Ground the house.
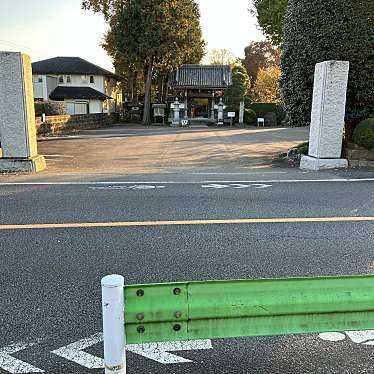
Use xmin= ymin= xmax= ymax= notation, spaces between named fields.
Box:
xmin=32 ymin=57 xmax=122 ymax=115
xmin=168 ymin=65 xmax=232 ymax=119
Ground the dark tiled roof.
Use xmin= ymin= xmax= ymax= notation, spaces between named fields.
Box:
xmin=32 ymin=57 xmax=120 ymax=79
xmin=49 ymin=86 xmax=112 ymax=101
xmin=169 ymin=65 xmax=232 ymax=89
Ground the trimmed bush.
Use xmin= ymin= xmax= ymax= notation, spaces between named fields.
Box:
xmin=281 ymin=0 xmax=374 ymax=128
xmin=35 ymin=101 xmax=66 ymax=117
xmin=352 ymin=118 xmax=374 ymax=150
xmin=249 ymin=103 xmax=286 ymax=124
xmin=244 ymin=108 xmax=256 ymax=125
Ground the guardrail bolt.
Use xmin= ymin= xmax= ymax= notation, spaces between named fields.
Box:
xmin=136 ymin=289 xmax=144 ymax=297
xmin=136 ymin=313 xmax=145 ymax=321
xmin=175 ymin=311 xmax=182 ymax=319
xmin=173 ymin=287 xmax=181 ymax=295
xmin=137 ymin=326 xmax=145 ymax=334
xmin=173 ymin=324 xmax=181 ymax=332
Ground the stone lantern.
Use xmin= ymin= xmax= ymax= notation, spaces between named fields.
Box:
xmin=171 ymin=97 xmax=181 ymax=127
xmin=217 ymin=97 xmax=224 ymax=126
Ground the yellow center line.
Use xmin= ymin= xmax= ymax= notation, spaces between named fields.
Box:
xmin=0 ymin=216 xmax=374 ymax=230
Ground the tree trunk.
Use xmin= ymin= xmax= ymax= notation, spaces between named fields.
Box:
xmin=142 ymin=61 xmax=154 ymax=126
xmin=133 ymin=70 xmax=139 ymax=105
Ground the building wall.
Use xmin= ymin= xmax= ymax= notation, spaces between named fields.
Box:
xmin=32 ymin=73 xmax=122 ymax=114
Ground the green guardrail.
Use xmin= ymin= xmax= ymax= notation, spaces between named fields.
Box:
xmin=124 ymin=275 xmax=374 ymax=344
xmin=101 ymin=274 xmax=374 ymax=373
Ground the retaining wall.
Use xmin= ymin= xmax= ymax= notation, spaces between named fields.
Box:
xmin=36 ymin=113 xmax=119 ymax=136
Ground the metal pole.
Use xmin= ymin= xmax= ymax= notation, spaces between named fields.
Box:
xmin=102 ymin=275 xmax=126 ymax=374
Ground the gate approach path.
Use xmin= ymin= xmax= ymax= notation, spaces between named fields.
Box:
xmin=1 ymin=125 xmax=374 ymax=374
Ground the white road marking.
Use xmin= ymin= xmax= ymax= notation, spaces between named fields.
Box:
xmin=51 ymin=333 xmax=103 ymax=369
xmin=319 ymin=330 xmax=374 ymax=345
xmin=0 ymin=342 xmax=44 ymax=373
xmin=52 ymin=334 xmax=213 ymax=368
xmin=201 ymin=184 xmax=229 ymax=189
xmin=187 ymin=172 xmax=287 ymax=175
xmin=252 ymin=184 xmax=273 ymax=189
xmin=88 ymin=185 xmax=166 ymax=191
xmin=43 ymin=155 xmax=74 ymax=158
xmin=202 ymin=183 xmax=272 ymax=189
xmin=1 ymin=178 xmax=373 ymax=186
xmin=127 ymin=339 xmax=213 ymax=364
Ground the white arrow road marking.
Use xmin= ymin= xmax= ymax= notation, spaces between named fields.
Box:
xmin=202 ymin=184 xmax=272 ymax=190
xmin=319 ymin=330 xmax=374 ymax=345
xmin=251 ymin=184 xmax=272 ymax=189
xmin=126 ymin=340 xmax=213 ymax=364
xmin=230 ymin=184 xmax=250 ymax=189
xmin=201 ymin=184 xmax=229 ymax=189
xmin=52 ymin=334 xmax=213 ymax=367
xmin=89 ymin=185 xmax=165 ymax=191
xmin=0 ymin=342 xmax=44 ymax=373
xmin=51 ymin=333 xmax=104 ymax=369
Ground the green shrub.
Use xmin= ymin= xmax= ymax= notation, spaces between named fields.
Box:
xmin=352 ymin=118 xmax=374 ymax=150
xmin=35 ymin=101 xmax=66 ymax=117
xmin=248 ymin=103 xmax=286 ymax=124
xmin=244 ymin=108 xmax=256 ymax=125
xmin=296 ymin=141 xmax=309 ymax=155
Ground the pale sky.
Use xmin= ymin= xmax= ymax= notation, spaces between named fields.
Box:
xmin=0 ymin=0 xmax=264 ymax=71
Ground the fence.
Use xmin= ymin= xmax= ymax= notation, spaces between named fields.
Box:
xmin=101 ymin=274 xmax=374 ymax=373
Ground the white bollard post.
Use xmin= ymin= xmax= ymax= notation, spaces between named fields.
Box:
xmin=101 ymin=275 xmax=126 ymax=374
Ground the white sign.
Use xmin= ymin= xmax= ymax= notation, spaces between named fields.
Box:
xmin=228 ymin=112 xmax=236 ymax=118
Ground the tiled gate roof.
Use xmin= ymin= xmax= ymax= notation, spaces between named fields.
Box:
xmin=169 ymin=65 xmax=232 ymax=89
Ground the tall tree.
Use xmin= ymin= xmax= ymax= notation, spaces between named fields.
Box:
xmin=224 ymin=65 xmax=251 ymax=110
xmin=243 ymin=41 xmax=280 ymax=83
xmin=251 ymin=66 xmax=281 ymax=103
xmin=281 ymin=0 xmax=374 ymax=131
xmin=208 ymin=49 xmax=237 ymax=66
xmin=84 ymin=0 xmax=205 ymax=125
xmin=250 ymin=0 xmax=288 ymax=46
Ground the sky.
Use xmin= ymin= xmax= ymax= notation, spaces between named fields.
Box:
xmin=0 ymin=0 xmax=264 ymax=71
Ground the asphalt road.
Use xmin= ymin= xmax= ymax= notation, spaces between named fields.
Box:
xmin=1 ymin=126 xmax=374 ymax=374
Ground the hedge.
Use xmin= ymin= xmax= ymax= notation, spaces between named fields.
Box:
xmin=352 ymin=118 xmax=374 ymax=150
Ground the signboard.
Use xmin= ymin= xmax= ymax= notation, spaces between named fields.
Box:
xmin=228 ymin=112 xmax=236 ymax=118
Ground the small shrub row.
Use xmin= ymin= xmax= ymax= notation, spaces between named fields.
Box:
xmin=35 ymin=101 xmax=66 ymax=117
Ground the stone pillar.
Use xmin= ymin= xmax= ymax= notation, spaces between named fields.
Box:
xmin=0 ymin=52 xmax=46 ymax=172
xmin=239 ymin=101 xmax=245 ymax=126
xmin=300 ymin=60 xmax=349 ymax=171
xmin=211 ymin=92 xmax=215 ymax=120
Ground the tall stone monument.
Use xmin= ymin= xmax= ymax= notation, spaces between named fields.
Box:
xmin=0 ymin=52 xmax=46 ymax=172
xmin=300 ymin=60 xmax=350 ymax=170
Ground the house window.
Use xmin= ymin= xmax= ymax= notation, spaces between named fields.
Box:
xmin=66 ymin=75 xmax=71 ymax=83
xmin=90 ymin=76 xmax=95 ymax=84
xmin=81 ymin=75 xmax=88 ymax=83
xmin=59 ymin=76 xmax=64 ymax=83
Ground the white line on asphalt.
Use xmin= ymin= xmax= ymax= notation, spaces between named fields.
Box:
xmin=187 ymin=172 xmax=287 ymax=175
xmin=0 ymin=342 xmax=44 ymax=373
xmin=51 ymin=333 xmax=104 ymax=369
xmin=319 ymin=330 xmax=374 ymax=345
xmin=1 ymin=178 xmax=373 ymax=186
xmin=51 ymin=333 xmax=213 ymax=367
xmin=127 ymin=339 xmax=213 ymax=364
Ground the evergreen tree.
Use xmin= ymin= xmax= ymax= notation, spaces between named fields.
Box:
xmin=251 ymin=0 xmax=288 ymax=46
xmin=84 ymin=0 xmax=205 ymax=125
xmin=224 ymin=66 xmax=251 ymax=110
xmin=281 ymin=0 xmax=374 ymax=131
